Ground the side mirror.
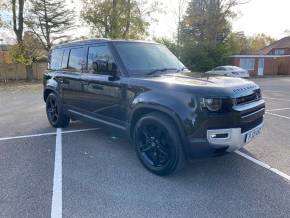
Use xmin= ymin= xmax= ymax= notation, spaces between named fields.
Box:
xmin=92 ymin=60 xmax=118 ymax=79
xmin=108 ymin=61 xmax=118 ymax=78
xmin=92 ymin=60 xmax=108 ymax=73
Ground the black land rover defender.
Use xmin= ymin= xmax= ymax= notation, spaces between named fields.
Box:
xmin=43 ymin=39 xmax=265 ymax=175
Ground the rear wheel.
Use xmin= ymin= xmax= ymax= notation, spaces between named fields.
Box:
xmin=134 ymin=112 xmax=185 ymax=176
xmin=46 ymin=92 xmax=70 ymax=128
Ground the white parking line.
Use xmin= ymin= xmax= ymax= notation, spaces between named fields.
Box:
xmin=267 ymin=108 xmax=290 ymax=112
xmin=51 ymin=128 xmax=62 ymax=218
xmin=264 ymin=97 xmax=290 ymax=102
xmin=235 ymin=151 xmax=290 ymax=181
xmin=266 ymin=112 xmax=290 ymax=120
xmin=0 ymin=128 xmax=100 ymax=142
xmin=263 ymin=90 xmax=289 ymax=94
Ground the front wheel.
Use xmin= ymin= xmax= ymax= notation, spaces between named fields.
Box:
xmin=46 ymin=92 xmax=70 ymax=128
xmin=134 ymin=112 xmax=185 ymax=176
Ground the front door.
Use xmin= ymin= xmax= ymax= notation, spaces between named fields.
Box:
xmin=257 ymin=58 xmax=264 ymax=76
xmin=81 ymin=44 xmax=127 ymax=126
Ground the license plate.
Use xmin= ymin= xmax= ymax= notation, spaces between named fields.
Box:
xmin=246 ymin=126 xmax=262 ymax=143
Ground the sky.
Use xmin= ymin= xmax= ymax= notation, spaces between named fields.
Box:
xmin=1 ymin=0 xmax=290 ymax=43
xmin=151 ymin=0 xmax=290 ymax=39
xmin=232 ymin=0 xmax=290 ymax=39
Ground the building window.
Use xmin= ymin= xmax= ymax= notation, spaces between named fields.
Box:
xmin=274 ymin=49 xmax=285 ymax=55
xmin=240 ymin=58 xmax=255 ymax=70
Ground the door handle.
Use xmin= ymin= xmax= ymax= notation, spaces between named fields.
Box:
xmin=58 ymin=78 xmax=64 ymax=84
xmin=81 ymin=81 xmax=88 ymax=85
xmin=92 ymin=84 xmax=104 ymax=90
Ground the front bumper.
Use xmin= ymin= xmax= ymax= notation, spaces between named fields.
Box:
xmin=207 ymin=121 xmax=264 ymax=152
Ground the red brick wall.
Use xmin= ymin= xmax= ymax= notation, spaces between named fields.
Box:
xmin=230 ymin=56 xmax=290 ymax=76
xmin=264 ymin=58 xmax=277 ymax=75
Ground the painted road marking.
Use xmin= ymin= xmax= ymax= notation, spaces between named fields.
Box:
xmin=267 ymin=108 xmax=290 ymax=112
xmin=263 ymin=90 xmax=290 ymax=94
xmin=266 ymin=112 xmax=290 ymax=120
xmin=51 ymin=128 xmax=62 ymax=218
xmin=235 ymin=151 xmax=290 ymax=181
xmin=0 ymin=128 xmax=100 ymax=142
xmin=264 ymin=97 xmax=290 ymax=102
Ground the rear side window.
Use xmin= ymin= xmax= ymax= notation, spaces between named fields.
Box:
xmin=87 ymin=45 xmax=114 ymax=74
xmin=49 ymin=48 xmax=63 ymax=70
xmin=61 ymin=49 xmax=70 ymax=69
xmin=68 ymin=47 xmax=86 ymax=71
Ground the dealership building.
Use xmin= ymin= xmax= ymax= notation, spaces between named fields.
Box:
xmin=230 ymin=37 xmax=290 ymax=76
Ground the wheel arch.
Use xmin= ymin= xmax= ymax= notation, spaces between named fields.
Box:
xmin=129 ymin=104 xmax=188 ymax=154
xmin=43 ymin=87 xmax=57 ymax=102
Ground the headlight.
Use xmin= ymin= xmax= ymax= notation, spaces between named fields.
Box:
xmin=200 ymin=98 xmax=223 ymax=112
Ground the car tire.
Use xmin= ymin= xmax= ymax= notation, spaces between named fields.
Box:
xmin=134 ymin=112 xmax=186 ymax=176
xmin=46 ymin=92 xmax=70 ymax=128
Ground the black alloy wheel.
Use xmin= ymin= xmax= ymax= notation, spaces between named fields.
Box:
xmin=134 ymin=112 xmax=185 ymax=176
xmin=46 ymin=92 xmax=70 ymax=128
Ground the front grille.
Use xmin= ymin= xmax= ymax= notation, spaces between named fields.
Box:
xmin=235 ymin=89 xmax=261 ymax=105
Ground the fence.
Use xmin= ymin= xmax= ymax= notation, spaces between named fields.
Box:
xmin=0 ymin=63 xmax=48 ymax=81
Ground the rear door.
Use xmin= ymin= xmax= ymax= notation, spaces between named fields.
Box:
xmin=60 ymin=46 xmax=87 ymax=109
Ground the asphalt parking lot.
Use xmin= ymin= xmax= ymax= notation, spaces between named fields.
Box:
xmin=0 ymin=78 xmax=290 ymax=218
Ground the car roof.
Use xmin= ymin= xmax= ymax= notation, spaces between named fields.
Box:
xmin=52 ymin=38 xmax=159 ymax=50
xmin=220 ymin=66 xmax=240 ymax=68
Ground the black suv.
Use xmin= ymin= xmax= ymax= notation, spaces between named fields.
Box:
xmin=43 ymin=39 xmax=265 ymax=175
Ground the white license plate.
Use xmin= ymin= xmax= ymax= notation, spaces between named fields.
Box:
xmin=246 ymin=126 xmax=262 ymax=143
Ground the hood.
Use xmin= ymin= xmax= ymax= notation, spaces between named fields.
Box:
xmin=130 ymin=73 xmax=259 ymax=98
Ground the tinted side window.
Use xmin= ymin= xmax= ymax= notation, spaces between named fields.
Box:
xmin=61 ymin=49 xmax=70 ymax=69
xmin=68 ymin=47 xmax=85 ymax=71
xmin=50 ymin=48 xmax=63 ymax=70
xmin=88 ymin=46 xmax=114 ymax=74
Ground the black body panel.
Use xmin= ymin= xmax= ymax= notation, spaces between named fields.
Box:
xmin=43 ymin=39 xmax=265 ymax=159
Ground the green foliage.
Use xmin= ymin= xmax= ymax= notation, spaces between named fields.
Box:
xmin=178 ymin=0 xmax=241 ymax=71
xmin=180 ymin=42 xmax=231 ymax=71
xmin=10 ymin=31 xmax=47 ymax=64
xmin=247 ymin=34 xmax=275 ymax=53
xmin=154 ymin=37 xmax=179 ymax=57
xmin=81 ymin=0 xmax=161 ymax=39
xmin=10 ymin=43 xmax=32 ymax=65
xmin=226 ymin=32 xmax=275 ymax=54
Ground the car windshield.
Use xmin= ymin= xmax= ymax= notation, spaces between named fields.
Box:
xmin=114 ymin=42 xmax=186 ymax=76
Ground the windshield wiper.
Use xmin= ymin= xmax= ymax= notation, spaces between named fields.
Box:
xmin=177 ymin=67 xmax=189 ymax=73
xmin=146 ymin=68 xmax=179 ymax=76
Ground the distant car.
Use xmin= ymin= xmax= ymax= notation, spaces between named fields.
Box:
xmin=206 ymin=66 xmax=250 ymax=78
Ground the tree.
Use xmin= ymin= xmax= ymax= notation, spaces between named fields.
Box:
xmin=247 ymin=34 xmax=275 ymax=53
xmin=226 ymin=32 xmax=275 ymax=54
xmin=25 ymin=0 xmax=75 ymax=51
xmin=10 ymin=31 xmax=47 ymax=79
xmin=179 ymin=0 xmax=245 ymax=71
xmin=81 ymin=0 xmax=161 ymax=39
xmin=181 ymin=0 xmax=244 ymax=46
xmin=154 ymin=37 xmax=179 ymax=57
xmin=11 ymin=0 xmax=25 ymax=43
xmin=176 ymin=0 xmax=188 ymax=57
xmin=0 ymin=0 xmax=5 ymax=27
xmin=226 ymin=31 xmax=249 ymax=54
